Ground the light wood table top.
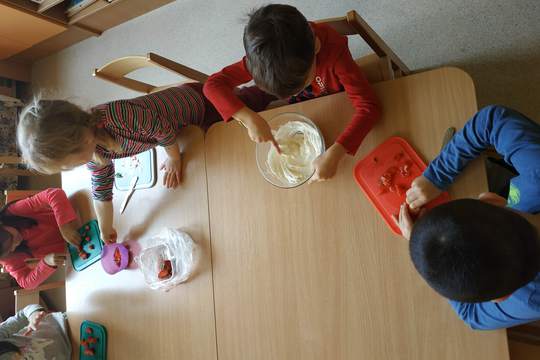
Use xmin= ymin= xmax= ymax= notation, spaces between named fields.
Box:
xmin=61 ymin=67 xmax=509 ymax=360
xmin=205 ymin=67 xmax=509 ymax=360
xmin=62 ymin=127 xmax=217 ymax=360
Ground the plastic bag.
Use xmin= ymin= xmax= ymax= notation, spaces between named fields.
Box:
xmin=135 ymin=228 xmax=198 ymax=291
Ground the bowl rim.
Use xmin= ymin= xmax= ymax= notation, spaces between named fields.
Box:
xmin=255 ymin=112 xmax=326 ymax=189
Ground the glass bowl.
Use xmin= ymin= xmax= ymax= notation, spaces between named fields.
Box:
xmin=255 ymin=112 xmax=325 ymax=188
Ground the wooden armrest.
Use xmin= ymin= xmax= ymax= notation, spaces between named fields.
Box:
xmin=14 ymin=280 xmax=65 ymax=296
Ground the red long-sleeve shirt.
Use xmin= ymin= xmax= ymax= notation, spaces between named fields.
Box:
xmin=203 ymin=22 xmax=381 ymax=155
xmin=0 ymin=188 xmax=77 ymax=289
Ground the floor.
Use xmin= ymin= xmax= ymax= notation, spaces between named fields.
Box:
xmin=25 ymin=0 xmax=540 ymax=358
xmin=29 ymin=0 xmax=540 ymax=120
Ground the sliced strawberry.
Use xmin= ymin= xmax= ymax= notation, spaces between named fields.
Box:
xmin=114 ymin=248 xmax=121 ymax=266
xmin=158 ymin=260 xmax=172 ymax=279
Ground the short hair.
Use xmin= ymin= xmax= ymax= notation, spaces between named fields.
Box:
xmin=243 ymin=4 xmax=315 ymax=98
xmin=409 ymin=199 xmax=540 ymax=302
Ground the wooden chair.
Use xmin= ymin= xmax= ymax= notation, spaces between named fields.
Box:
xmin=2 ymin=189 xmax=65 ymax=312
xmin=14 ymin=281 xmax=65 ymax=312
xmin=316 ymin=10 xmax=410 ymax=83
xmin=93 ymin=52 xmax=209 ymax=93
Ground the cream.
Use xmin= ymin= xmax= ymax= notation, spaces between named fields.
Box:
xmin=266 ymin=121 xmax=323 ymax=185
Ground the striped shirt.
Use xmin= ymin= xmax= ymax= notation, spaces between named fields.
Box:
xmin=87 ymin=84 xmax=205 ymax=201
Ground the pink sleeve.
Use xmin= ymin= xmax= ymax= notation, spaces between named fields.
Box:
xmin=333 ymin=46 xmax=381 ymax=155
xmin=203 ymin=58 xmax=254 ymax=122
xmin=8 ymin=188 xmax=78 ymax=226
xmin=0 ymin=254 xmax=56 ymax=289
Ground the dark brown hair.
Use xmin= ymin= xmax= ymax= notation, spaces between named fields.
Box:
xmin=243 ymin=4 xmax=315 ymax=98
xmin=0 ymin=201 xmax=37 ymax=257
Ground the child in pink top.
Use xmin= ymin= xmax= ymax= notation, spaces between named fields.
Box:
xmin=0 ymin=188 xmax=80 ymax=289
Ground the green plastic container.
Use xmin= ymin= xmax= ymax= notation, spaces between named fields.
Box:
xmin=68 ymin=220 xmax=103 ymax=272
xmin=80 ymin=320 xmax=107 ymax=360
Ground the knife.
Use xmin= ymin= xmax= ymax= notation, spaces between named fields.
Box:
xmin=120 ymin=176 xmax=139 ymax=214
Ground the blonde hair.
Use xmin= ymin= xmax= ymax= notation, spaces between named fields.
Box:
xmin=17 ymin=98 xmax=115 ymax=174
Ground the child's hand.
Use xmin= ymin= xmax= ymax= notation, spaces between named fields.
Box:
xmin=28 ymin=310 xmax=46 ymax=331
xmin=99 ymin=226 xmax=118 ymax=244
xmin=234 ymin=107 xmax=280 ymax=153
xmin=44 ymin=253 xmax=66 ymax=267
xmin=393 ymin=203 xmax=416 ymax=240
xmin=22 ymin=310 xmax=46 ymax=335
xmin=309 ymin=143 xmax=346 ymax=183
xmin=406 ymin=175 xmax=442 ymax=209
xmin=59 ymin=220 xmax=81 ymax=248
xmin=160 ymin=156 xmax=182 ymax=188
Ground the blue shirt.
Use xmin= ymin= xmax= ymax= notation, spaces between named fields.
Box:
xmin=424 ymin=105 xmax=540 ymax=330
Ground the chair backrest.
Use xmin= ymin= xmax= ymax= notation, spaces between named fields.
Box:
xmin=316 ymin=10 xmax=410 ymax=81
xmin=93 ymin=52 xmax=209 ymax=94
xmin=14 ymin=280 xmax=65 ymax=312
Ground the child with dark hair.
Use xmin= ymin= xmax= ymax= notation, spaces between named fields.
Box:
xmin=408 ymin=198 xmax=540 ymax=300
xmin=203 ymin=4 xmax=380 ymax=182
xmin=395 ymin=105 xmax=540 ymax=330
xmin=0 ymin=304 xmax=71 ymax=359
xmin=0 ymin=188 xmax=80 ymax=289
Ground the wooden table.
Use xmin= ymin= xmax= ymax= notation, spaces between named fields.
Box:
xmin=205 ymin=67 xmax=509 ymax=360
xmin=62 ymin=127 xmax=217 ymax=360
xmin=62 ymin=67 xmax=509 ymax=360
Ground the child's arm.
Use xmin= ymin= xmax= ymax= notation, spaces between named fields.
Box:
xmin=310 ymin=143 xmax=347 ymax=182
xmin=408 ymin=106 xmax=540 ymax=208
xmin=449 ymin=298 xmax=540 ymax=330
xmin=333 ymin=47 xmax=381 ymax=155
xmin=0 ymin=304 xmax=45 ymax=338
xmin=231 ymin=107 xmax=280 ymax=151
xmin=93 ymin=200 xmax=116 ymax=243
xmin=8 ymin=189 xmax=80 ymax=247
xmin=9 ymin=189 xmax=78 ymax=229
xmin=311 ymin=46 xmax=380 ymax=182
xmin=87 ymin=161 xmax=117 ymax=242
xmin=1 ymin=254 xmax=57 ymax=289
xmin=203 ymin=60 xmax=280 ymax=150
xmin=203 ymin=59 xmax=255 ymax=122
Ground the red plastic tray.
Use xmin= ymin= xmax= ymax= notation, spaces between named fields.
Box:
xmin=354 ymin=137 xmax=450 ymax=235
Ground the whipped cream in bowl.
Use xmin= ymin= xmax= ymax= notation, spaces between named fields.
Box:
xmin=256 ymin=112 xmax=325 ymax=188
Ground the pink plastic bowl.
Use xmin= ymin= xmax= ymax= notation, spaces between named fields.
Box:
xmin=101 ymin=243 xmax=129 ymax=274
